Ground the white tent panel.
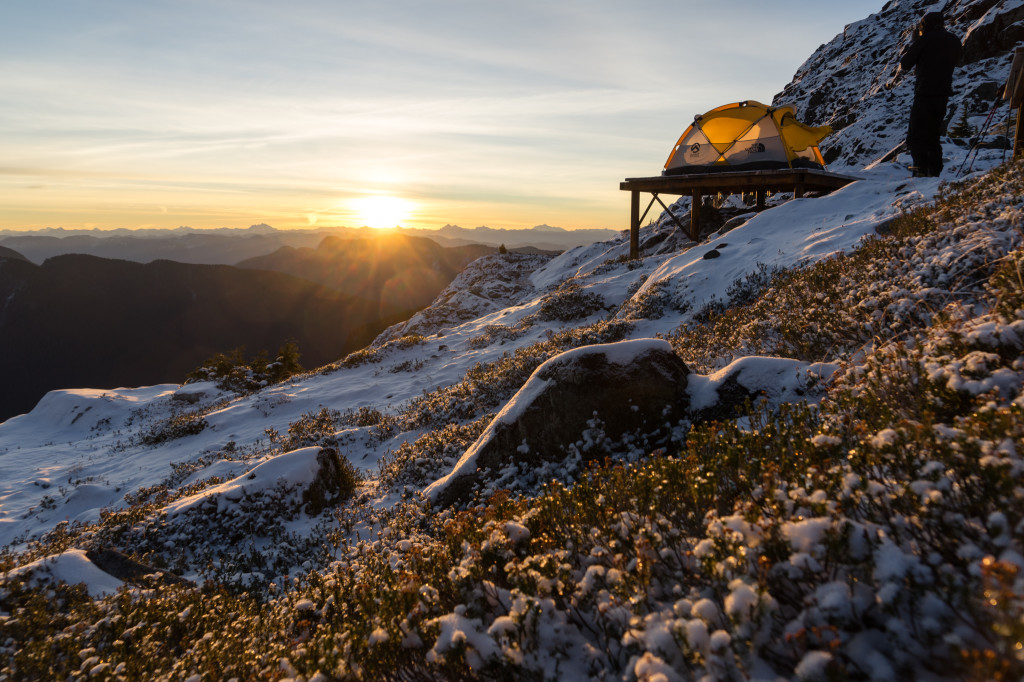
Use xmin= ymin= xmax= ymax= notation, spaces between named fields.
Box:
xmin=667 ymin=127 xmax=720 ymax=169
xmin=722 ymin=132 xmax=789 ymax=166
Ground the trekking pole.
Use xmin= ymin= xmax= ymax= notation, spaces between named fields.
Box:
xmin=956 ymin=97 xmax=1002 ymax=177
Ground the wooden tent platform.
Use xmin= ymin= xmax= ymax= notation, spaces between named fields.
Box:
xmin=620 ymin=168 xmax=859 ymax=257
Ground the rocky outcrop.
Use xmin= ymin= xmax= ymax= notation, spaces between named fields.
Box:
xmin=427 ymin=346 xmax=838 ymax=508
xmin=85 ymin=548 xmax=191 ymax=587
xmin=426 ymin=339 xmax=691 ymax=507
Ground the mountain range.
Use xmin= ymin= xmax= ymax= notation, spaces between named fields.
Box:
xmin=0 ymin=231 xmax=542 ymax=422
xmin=0 ymin=223 xmax=620 ymax=265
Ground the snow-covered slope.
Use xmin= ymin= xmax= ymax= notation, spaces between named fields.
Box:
xmin=0 ymin=157 xmax=996 ymax=551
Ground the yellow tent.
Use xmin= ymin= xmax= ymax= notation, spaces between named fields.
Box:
xmin=663 ymin=101 xmax=832 ymax=175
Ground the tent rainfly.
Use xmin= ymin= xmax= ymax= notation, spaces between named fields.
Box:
xmin=663 ymin=100 xmax=832 ymax=175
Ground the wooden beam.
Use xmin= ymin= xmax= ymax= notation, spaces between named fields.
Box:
xmin=1006 ymin=47 xmax=1024 ymax=161
xmin=755 ymin=190 xmax=765 ymax=211
xmin=1007 ymin=46 xmax=1024 ymax=108
xmin=620 ymin=168 xmax=858 ymax=196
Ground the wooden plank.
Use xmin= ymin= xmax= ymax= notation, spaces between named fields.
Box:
xmin=1006 ymin=46 xmax=1024 ymax=107
xmin=1010 ymin=47 xmax=1024 ymax=161
xmin=620 ymin=168 xmax=858 ymax=196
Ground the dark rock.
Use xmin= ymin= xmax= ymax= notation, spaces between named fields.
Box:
xmin=719 ymin=214 xmax=755 ymax=235
xmin=85 ymin=548 xmax=191 ymax=587
xmin=976 ymin=135 xmax=1011 ymax=150
xmin=428 ymin=339 xmax=691 ymax=507
xmin=875 ymin=216 xmax=900 ymax=235
xmin=964 ymin=80 xmax=1002 ymax=107
xmin=703 ymin=250 xmax=722 ymax=260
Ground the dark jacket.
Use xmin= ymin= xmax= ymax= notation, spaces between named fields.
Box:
xmin=900 ymin=25 xmax=963 ymax=97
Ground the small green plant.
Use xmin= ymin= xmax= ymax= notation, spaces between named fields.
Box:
xmin=948 ymin=106 xmax=977 ymax=139
xmin=139 ymin=411 xmax=208 ymax=445
xmin=270 ymin=408 xmax=343 ymax=451
xmin=187 ymin=340 xmax=304 ymax=393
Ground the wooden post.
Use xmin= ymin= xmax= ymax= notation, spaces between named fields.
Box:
xmin=629 ymin=190 xmax=640 ymax=259
xmin=755 ymin=190 xmax=766 ymax=211
xmin=690 ymin=189 xmax=701 ymax=241
xmin=794 ymin=182 xmax=805 ymax=199
xmin=1008 ymin=46 xmax=1024 ymax=161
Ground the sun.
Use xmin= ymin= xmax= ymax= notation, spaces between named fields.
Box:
xmin=353 ymin=196 xmax=412 ymax=229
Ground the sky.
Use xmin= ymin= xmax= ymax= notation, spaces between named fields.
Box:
xmin=1 ymin=0 xmax=886 ymax=233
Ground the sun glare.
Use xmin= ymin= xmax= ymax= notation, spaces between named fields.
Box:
xmin=353 ymin=196 xmax=412 ymax=229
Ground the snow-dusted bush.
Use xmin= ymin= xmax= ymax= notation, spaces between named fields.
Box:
xmin=538 ymin=282 xmax=606 ymax=321
xmin=377 ymin=416 xmax=492 ymax=490
xmin=139 ymin=410 xmax=208 ymax=445
xmin=467 ymin=316 xmax=536 ymax=349
xmin=186 ymin=341 xmax=303 ymax=393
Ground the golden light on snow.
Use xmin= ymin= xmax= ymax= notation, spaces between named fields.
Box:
xmin=352 ymin=196 xmax=413 ymax=229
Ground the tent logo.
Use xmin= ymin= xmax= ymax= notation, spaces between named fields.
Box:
xmin=689 ymin=143 xmax=701 ymax=156
xmin=746 ymin=142 xmax=766 ymax=154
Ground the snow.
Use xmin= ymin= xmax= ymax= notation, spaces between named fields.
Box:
xmin=687 ymin=356 xmax=838 ymax=413
xmin=794 ymin=651 xmax=834 ymax=681
xmin=164 ymin=446 xmax=324 ymax=516
xmin=4 ymin=549 xmax=124 ymax=597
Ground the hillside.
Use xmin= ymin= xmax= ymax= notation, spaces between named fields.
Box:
xmin=0 ymin=226 xmax=331 ymax=266
xmin=236 ymin=233 xmax=497 ymax=312
xmin=2 ymin=0 xmax=1024 ymax=679
xmin=0 ymin=254 xmax=414 ymax=422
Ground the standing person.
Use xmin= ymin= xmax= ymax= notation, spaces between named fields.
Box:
xmin=899 ymin=11 xmax=963 ymax=177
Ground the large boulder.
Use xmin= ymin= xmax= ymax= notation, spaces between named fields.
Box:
xmin=426 ymin=346 xmax=839 ymax=508
xmin=425 ymin=339 xmax=691 ymax=507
